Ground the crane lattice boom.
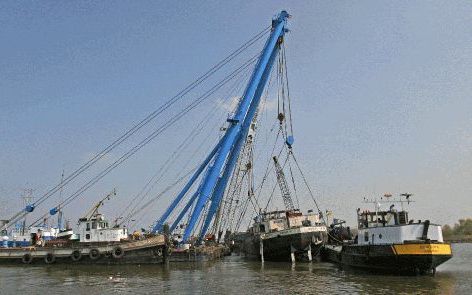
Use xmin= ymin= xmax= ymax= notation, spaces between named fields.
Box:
xmin=272 ymin=156 xmax=294 ymax=211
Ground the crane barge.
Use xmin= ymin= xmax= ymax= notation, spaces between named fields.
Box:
xmin=0 ymin=10 xmax=295 ymax=264
xmin=152 ymin=11 xmax=292 ymax=248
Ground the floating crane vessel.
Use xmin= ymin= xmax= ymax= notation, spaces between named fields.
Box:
xmin=0 ymin=11 xmax=294 ymax=264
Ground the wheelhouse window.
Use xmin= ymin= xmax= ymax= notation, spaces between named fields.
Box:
xmin=364 ymin=231 xmax=369 ymax=242
xmin=86 ymin=223 xmax=90 ymax=231
xmin=92 ymin=222 xmax=97 ymax=229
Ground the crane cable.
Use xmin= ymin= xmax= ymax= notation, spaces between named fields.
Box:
xmin=2 ymin=25 xmax=270 ymax=231
xmin=158 ymin=64 xmax=254 ymax=232
xmin=119 ymin=87 xmax=228 ymax=227
xmin=126 ymin=56 xmax=256 ymax=229
xmin=219 ymin=67 xmax=276 ymax=233
xmin=118 ymin=101 xmax=219 ymax=225
xmin=123 ymin=167 xmax=196 ymax=229
xmin=28 ymin=53 xmax=261 ymax=227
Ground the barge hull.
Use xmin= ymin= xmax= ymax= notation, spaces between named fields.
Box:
xmin=239 ymin=227 xmax=327 ymax=262
xmin=0 ymin=247 xmax=166 ymax=265
xmin=322 ymin=243 xmax=452 ymax=274
xmin=0 ymin=235 xmax=167 ymax=265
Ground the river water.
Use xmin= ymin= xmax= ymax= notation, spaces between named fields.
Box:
xmin=0 ymin=243 xmax=470 ymax=294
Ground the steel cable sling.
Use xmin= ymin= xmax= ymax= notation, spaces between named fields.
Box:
xmin=2 ymin=26 xmax=270 ymax=230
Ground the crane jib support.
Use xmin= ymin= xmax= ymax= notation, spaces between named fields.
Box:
xmin=181 ymin=11 xmax=290 ymax=243
xmin=152 ymin=139 xmax=222 ymax=233
xmin=273 ymin=156 xmax=295 ymax=211
xmin=198 ymin=44 xmax=281 ymax=241
xmin=170 ymin=190 xmax=199 ymax=233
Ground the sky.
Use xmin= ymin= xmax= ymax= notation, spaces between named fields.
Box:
xmin=1 ymin=1 xmax=472 ymax=229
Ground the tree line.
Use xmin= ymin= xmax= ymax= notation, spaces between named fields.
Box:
xmin=442 ymin=218 xmax=472 ymax=241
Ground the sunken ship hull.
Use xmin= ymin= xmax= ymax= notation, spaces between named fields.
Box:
xmin=238 ymin=226 xmax=327 ymax=262
xmin=234 ymin=210 xmax=328 ymax=262
xmin=322 ymin=243 xmax=452 ymax=275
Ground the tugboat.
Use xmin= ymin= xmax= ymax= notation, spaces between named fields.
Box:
xmin=322 ymin=193 xmax=452 ymax=274
xmin=0 ymin=191 xmax=167 ymax=265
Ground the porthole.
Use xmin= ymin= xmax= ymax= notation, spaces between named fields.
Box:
xmin=379 ymin=234 xmax=383 ymax=239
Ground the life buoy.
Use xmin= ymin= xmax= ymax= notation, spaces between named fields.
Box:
xmin=22 ymin=253 xmax=33 ymax=264
xmin=112 ymin=246 xmax=124 ymax=259
xmin=71 ymin=250 xmax=82 ymax=262
xmin=44 ymin=253 xmax=56 ymax=264
xmin=89 ymin=248 xmax=100 ymax=260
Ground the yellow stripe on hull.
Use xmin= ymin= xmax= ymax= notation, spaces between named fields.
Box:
xmin=393 ymin=243 xmax=452 ymax=255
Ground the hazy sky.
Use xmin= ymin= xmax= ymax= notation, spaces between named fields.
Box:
xmin=1 ymin=1 xmax=471 ymax=229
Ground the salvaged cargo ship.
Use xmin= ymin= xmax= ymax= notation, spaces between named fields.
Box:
xmin=236 ymin=209 xmax=327 ymax=262
xmin=322 ymin=193 xmax=452 ymax=275
xmin=231 ymin=151 xmax=328 ymax=263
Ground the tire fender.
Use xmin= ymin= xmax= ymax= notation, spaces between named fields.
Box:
xmin=44 ymin=253 xmax=56 ymax=264
xmin=112 ymin=246 xmax=125 ymax=259
xmin=71 ymin=250 xmax=82 ymax=262
xmin=22 ymin=253 xmax=33 ymax=264
xmin=89 ymin=248 xmax=100 ymax=260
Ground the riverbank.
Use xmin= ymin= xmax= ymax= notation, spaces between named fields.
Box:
xmin=444 ymin=237 xmax=472 ymax=243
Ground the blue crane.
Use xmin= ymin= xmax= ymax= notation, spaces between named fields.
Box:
xmin=152 ymin=10 xmax=290 ymax=243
